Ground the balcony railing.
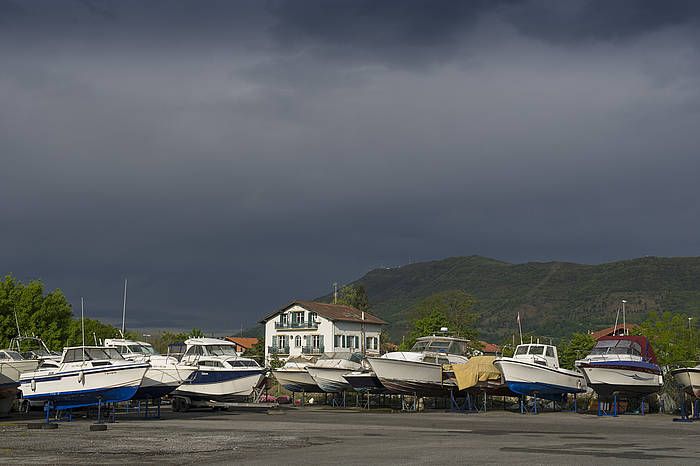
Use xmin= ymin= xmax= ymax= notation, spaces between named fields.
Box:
xmin=274 ymin=321 xmax=319 ymax=330
xmin=301 ymin=345 xmax=324 ymax=354
xmin=268 ymin=346 xmax=290 ymax=355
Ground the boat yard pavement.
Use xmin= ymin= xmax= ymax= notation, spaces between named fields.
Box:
xmin=1 ymin=408 xmax=699 ymax=465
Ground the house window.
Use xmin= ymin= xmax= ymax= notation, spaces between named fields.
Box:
xmin=280 ymin=313 xmax=288 ymax=325
xmin=276 ymin=336 xmax=287 ymax=348
xmin=292 ymin=311 xmax=304 ymax=324
xmin=312 ymin=335 xmax=321 ymax=348
xmin=366 ymin=337 xmax=378 ymax=350
xmin=295 ymin=335 xmax=302 ymax=347
xmin=309 ymin=312 xmax=317 ymax=323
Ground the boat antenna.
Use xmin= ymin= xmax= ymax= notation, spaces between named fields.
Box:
xmin=622 ymin=299 xmax=627 ymax=335
xmin=81 ymin=297 xmax=86 ymax=363
xmin=333 ymin=282 xmax=338 ymax=304
xmin=613 ymin=305 xmax=620 ymax=335
xmin=121 ymin=278 xmax=128 ymax=337
xmin=517 ymin=312 xmax=523 ymax=345
xmin=93 ymin=332 xmax=98 ymax=346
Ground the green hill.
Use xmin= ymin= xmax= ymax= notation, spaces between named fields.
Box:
xmin=347 ymin=255 xmax=700 ymax=343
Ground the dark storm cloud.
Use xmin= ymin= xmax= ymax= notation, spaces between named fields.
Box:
xmin=1 ymin=1 xmax=700 ymax=331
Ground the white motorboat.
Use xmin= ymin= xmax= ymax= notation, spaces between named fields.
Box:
xmin=575 ymin=335 xmax=663 ymax=400
xmin=0 ymin=349 xmax=41 ymax=382
xmin=0 ymin=373 xmax=18 ymax=416
xmin=670 ymin=364 xmax=700 ymax=398
xmin=104 ymin=338 xmax=197 ymax=399
xmin=367 ymin=335 xmax=471 ymax=395
xmin=18 ymin=346 xmax=149 ymax=409
xmin=305 ymin=353 xmax=363 ymax=393
xmin=272 ymin=357 xmax=321 ymax=393
xmin=494 ymin=343 xmax=586 ymax=400
xmin=9 ymin=336 xmax=61 ymax=364
xmin=172 ymin=338 xmax=267 ymax=402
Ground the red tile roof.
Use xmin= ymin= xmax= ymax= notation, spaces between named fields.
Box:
xmin=590 ymin=324 xmax=639 ymax=340
xmin=260 ymin=301 xmax=387 ymax=325
xmin=224 ymin=337 xmax=259 ymax=349
xmin=479 ymin=341 xmax=500 ymax=353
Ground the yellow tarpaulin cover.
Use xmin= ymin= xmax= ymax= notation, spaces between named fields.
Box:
xmin=451 ymin=356 xmax=502 ymax=391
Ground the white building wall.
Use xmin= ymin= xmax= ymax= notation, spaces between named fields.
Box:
xmin=263 ymin=304 xmax=383 ymax=366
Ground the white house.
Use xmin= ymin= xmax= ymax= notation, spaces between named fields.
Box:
xmin=259 ymin=301 xmax=386 ymax=366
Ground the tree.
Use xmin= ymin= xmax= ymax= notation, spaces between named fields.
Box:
xmin=66 ymin=318 xmax=121 ymax=346
xmin=634 ymin=311 xmax=698 ymax=366
xmin=189 ymin=328 xmax=205 ymax=338
xmin=0 ymin=275 xmax=73 ymax=351
xmin=336 ymin=284 xmax=369 ymax=312
xmin=400 ymin=290 xmax=479 ymax=350
xmin=247 ymin=338 xmax=265 ymax=365
xmin=559 ymin=333 xmax=597 ymax=370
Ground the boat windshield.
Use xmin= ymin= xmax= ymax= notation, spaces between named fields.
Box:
xmin=141 ymin=344 xmax=157 ymax=355
xmin=514 ymin=346 xmax=528 ymax=356
xmin=528 ymin=345 xmax=545 ymax=355
xmin=62 ymin=347 xmax=125 ymax=363
xmin=0 ymin=350 xmax=23 ymax=360
xmin=204 ymin=345 xmax=238 ymax=356
xmin=227 ymin=359 xmax=260 ymax=368
xmin=410 ymin=341 xmax=429 ymax=352
xmin=410 ymin=339 xmax=468 ymax=354
xmin=590 ymin=339 xmax=642 ymax=356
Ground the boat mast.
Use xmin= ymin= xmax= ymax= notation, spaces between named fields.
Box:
xmin=121 ymin=278 xmax=128 ymax=337
xmin=81 ymin=297 xmax=86 ymax=363
xmin=622 ymin=299 xmax=627 ymax=335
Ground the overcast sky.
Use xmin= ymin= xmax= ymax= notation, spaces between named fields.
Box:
xmin=2 ymin=0 xmax=700 ymax=331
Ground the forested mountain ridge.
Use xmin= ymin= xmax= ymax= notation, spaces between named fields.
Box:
xmin=345 ymin=255 xmax=700 ymax=342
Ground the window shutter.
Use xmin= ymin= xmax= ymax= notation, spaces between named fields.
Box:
xmin=319 ymin=335 xmax=324 ymax=349
xmin=304 ymin=335 xmax=309 ymax=348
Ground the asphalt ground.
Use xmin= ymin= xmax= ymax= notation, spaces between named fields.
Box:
xmin=1 ymin=407 xmax=699 ymax=464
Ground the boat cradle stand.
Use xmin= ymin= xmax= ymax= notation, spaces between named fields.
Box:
xmin=520 ymin=394 xmax=541 ymax=415
xmin=449 ymin=389 xmax=478 ymax=413
xmin=673 ymin=389 xmax=700 ymax=423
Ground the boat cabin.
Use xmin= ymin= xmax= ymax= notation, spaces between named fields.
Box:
xmin=60 ymin=346 xmax=125 ymax=366
xmin=512 ymin=344 xmax=560 ymax=368
xmin=181 ymin=338 xmax=261 ymax=368
xmin=410 ymin=336 xmax=471 ymax=356
xmin=104 ymin=339 xmax=158 ymax=357
xmin=588 ymin=336 xmax=657 ymax=362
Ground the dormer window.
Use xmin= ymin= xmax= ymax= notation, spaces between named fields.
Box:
xmin=309 ymin=312 xmax=318 ymax=323
xmin=280 ymin=313 xmax=288 ymax=325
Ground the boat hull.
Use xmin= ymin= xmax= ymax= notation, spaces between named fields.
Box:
xmin=173 ymin=368 xmax=266 ymax=402
xmin=134 ymin=366 xmax=196 ymax=400
xmin=272 ymin=369 xmax=320 ymax=393
xmin=19 ymin=363 xmax=149 ymax=409
xmin=368 ymin=357 xmax=448 ymax=396
xmin=577 ymin=361 xmax=663 ymax=400
xmin=305 ymin=367 xmax=354 ymax=393
xmin=342 ymin=372 xmax=386 ymax=392
xmin=494 ymin=359 xmax=586 ymax=397
xmin=670 ymin=367 xmax=700 ymax=398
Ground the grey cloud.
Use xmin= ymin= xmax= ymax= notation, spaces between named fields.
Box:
xmin=1 ymin=1 xmax=700 ymax=332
